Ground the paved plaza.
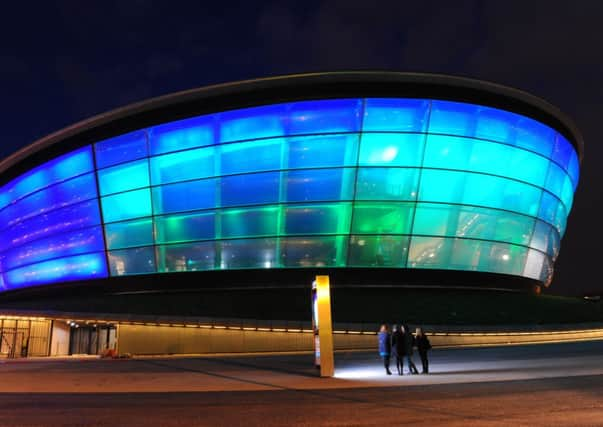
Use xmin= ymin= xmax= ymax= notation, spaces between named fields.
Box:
xmin=1 ymin=340 xmax=603 ymax=426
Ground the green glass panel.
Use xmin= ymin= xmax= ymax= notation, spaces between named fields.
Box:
xmin=156 ymin=242 xmax=216 ymax=273
xmin=351 ymin=202 xmax=414 ymax=234
xmin=358 ymin=133 xmax=425 ymax=167
xmin=104 ymin=218 xmax=153 ymax=250
xmin=284 ymin=203 xmax=352 ymax=235
xmin=101 ymin=188 xmax=152 ymax=222
xmin=220 ymin=206 xmax=279 ymax=238
xmin=407 ymin=236 xmax=450 ymax=269
xmin=155 ymin=211 xmax=216 ymax=244
xmin=409 ymin=236 xmax=527 ymax=275
xmin=219 ymin=238 xmax=277 ymax=269
xmin=280 ymin=236 xmax=347 ymax=267
xmin=355 ymin=167 xmax=419 ymax=201
xmin=347 ymin=235 xmax=410 ymax=267
xmin=413 ymin=203 xmax=534 ymax=247
xmin=108 ymin=246 xmax=156 ymax=276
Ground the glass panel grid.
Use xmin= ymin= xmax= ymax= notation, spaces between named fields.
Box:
xmin=0 ymin=96 xmax=580 ymax=290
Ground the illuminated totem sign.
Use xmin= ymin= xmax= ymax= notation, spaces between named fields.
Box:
xmin=311 ymin=275 xmax=334 ymax=377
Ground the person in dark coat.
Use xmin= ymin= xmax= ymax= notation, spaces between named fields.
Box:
xmin=415 ymin=327 xmax=432 ymax=374
xmin=390 ymin=324 xmax=405 ymax=375
xmin=401 ymin=324 xmax=419 ymax=374
xmin=377 ymin=324 xmax=392 ymax=375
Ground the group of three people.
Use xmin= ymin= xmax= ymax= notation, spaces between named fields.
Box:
xmin=378 ymin=324 xmax=431 ymax=375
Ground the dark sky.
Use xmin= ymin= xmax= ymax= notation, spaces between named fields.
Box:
xmin=1 ymin=1 xmax=601 ymax=296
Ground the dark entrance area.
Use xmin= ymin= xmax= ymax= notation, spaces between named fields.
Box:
xmin=69 ymin=323 xmax=116 ymax=355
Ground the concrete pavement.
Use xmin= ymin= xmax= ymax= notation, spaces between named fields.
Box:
xmin=0 ymin=340 xmax=602 ymax=393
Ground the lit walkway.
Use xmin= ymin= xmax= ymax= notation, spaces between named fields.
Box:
xmin=0 ymin=339 xmax=602 ymax=393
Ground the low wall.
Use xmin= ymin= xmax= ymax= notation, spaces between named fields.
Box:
xmin=117 ymin=323 xmax=603 ymax=355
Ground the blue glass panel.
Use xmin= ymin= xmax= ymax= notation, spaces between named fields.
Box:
xmin=155 ymin=211 xmax=216 ymax=244
xmin=474 ymin=107 xmax=519 ymax=143
xmin=157 ymin=242 xmax=215 ymax=272
xmin=567 ymin=149 xmax=580 ymax=189
xmin=0 ymin=173 xmax=98 ymax=229
xmin=149 ymin=114 xmax=216 ymax=155
xmin=428 ymin=101 xmax=479 ymax=137
xmin=221 ymin=207 xmax=278 ymax=239
xmin=544 ymin=162 xmax=566 ymax=197
xmin=220 ymin=172 xmax=279 ymax=207
xmin=220 ymin=138 xmax=282 ymax=175
xmin=358 ymin=133 xmax=425 ymax=167
xmin=288 ymin=99 xmax=363 ymax=135
xmin=286 ymin=168 xmax=355 ymax=202
xmin=288 ymin=134 xmax=359 ymax=169
xmin=0 ymin=147 xmax=94 ymax=210
xmin=560 ymin=175 xmax=574 ymax=211
xmin=152 ymin=179 xmax=216 ymax=215
xmin=284 ymin=203 xmax=352 ymax=235
xmin=419 ymin=170 xmax=541 ymax=217
xmin=219 ymin=238 xmax=277 ymax=269
xmin=363 ymin=98 xmax=430 ymax=132
xmin=355 ymin=167 xmax=420 ymax=201
xmin=97 ymin=159 xmax=149 ymax=196
xmin=423 ymin=135 xmax=548 ymax=188
xmin=149 ymin=146 xmax=215 ymax=186
xmin=3 ymin=253 xmax=107 ymax=289
xmin=1 ymin=226 xmax=105 ymax=271
xmin=348 ymin=235 xmax=410 ymax=267
xmin=544 ymin=152 xmax=566 ymax=196
xmin=219 ymin=103 xmax=287 ymax=143
xmin=514 ymin=116 xmax=555 ymax=158
xmin=280 ymin=236 xmax=348 ymax=267
xmin=94 ymin=130 xmax=148 ymax=169
xmin=0 ymin=200 xmax=101 ymax=252
xmin=551 ymin=134 xmax=573 ymax=171
xmin=104 ymin=219 xmax=154 ymax=250
xmin=101 ymin=188 xmax=152 ymax=222
xmin=538 ymin=191 xmax=559 ymax=227
xmin=108 ymin=246 xmax=156 ymax=276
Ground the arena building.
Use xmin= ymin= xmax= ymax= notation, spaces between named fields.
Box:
xmin=0 ymin=72 xmax=584 ymax=357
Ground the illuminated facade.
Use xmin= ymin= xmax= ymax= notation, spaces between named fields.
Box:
xmin=0 ymin=73 xmax=583 ymax=293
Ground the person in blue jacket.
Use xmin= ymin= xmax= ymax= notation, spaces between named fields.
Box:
xmin=377 ymin=324 xmax=392 ymax=375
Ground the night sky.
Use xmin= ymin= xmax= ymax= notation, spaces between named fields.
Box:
xmin=1 ymin=1 xmax=601 ymax=296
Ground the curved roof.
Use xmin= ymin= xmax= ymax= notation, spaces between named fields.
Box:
xmin=0 ymin=71 xmax=584 ymax=183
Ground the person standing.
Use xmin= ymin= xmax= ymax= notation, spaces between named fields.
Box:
xmin=415 ymin=327 xmax=432 ymax=374
xmin=390 ymin=324 xmax=404 ymax=375
xmin=401 ymin=324 xmax=419 ymax=374
xmin=377 ymin=324 xmax=392 ymax=375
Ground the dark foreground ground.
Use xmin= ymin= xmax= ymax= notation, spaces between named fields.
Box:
xmin=1 ymin=340 xmax=603 ymax=426
xmin=1 ymin=376 xmax=603 ymax=427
